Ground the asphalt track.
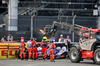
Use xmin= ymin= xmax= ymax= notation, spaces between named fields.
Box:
xmin=0 ymin=59 xmax=99 ymax=66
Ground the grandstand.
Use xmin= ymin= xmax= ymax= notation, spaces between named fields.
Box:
xmin=0 ymin=0 xmax=99 ymax=42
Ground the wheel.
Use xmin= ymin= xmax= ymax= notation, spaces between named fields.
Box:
xmin=94 ymin=48 xmax=100 ymax=65
xmin=69 ymin=47 xmax=81 ymax=63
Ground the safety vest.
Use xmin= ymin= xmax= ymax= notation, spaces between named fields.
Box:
xmin=49 ymin=43 xmax=56 ymax=50
xmin=32 ymin=42 xmax=37 ymax=48
xmin=42 ymin=42 xmax=47 ymax=48
xmin=20 ymin=42 xmax=25 ymax=49
xmin=49 ymin=43 xmax=53 ymax=50
xmin=27 ymin=41 xmax=32 ymax=49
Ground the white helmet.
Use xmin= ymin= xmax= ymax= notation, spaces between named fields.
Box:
xmin=37 ymin=47 xmax=42 ymax=51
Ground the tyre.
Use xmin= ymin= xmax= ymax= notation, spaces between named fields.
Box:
xmin=94 ymin=48 xmax=100 ymax=65
xmin=69 ymin=47 xmax=81 ymax=63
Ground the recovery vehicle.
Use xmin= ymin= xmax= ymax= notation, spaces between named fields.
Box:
xmin=43 ymin=21 xmax=100 ymax=65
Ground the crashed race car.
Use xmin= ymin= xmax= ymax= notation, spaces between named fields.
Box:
xmin=47 ymin=46 xmax=68 ymax=59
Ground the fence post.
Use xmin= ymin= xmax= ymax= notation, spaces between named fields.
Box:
xmin=31 ymin=15 xmax=35 ymax=38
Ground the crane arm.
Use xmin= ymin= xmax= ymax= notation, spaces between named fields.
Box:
xmin=44 ymin=21 xmax=88 ymax=36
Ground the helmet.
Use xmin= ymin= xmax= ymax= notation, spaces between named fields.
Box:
xmin=30 ymin=37 xmax=33 ymax=41
xmin=37 ymin=47 xmax=42 ymax=51
xmin=21 ymin=37 xmax=24 ymax=42
xmin=33 ymin=38 xmax=36 ymax=41
xmin=43 ymin=36 xmax=47 ymax=40
xmin=21 ymin=37 xmax=24 ymax=39
xmin=43 ymin=39 xmax=46 ymax=42
xmin=43 ymin=36 xmax=47 ymax=42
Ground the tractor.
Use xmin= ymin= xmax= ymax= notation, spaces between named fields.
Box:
xmin=43 ymin=21 xmax=100 ymax=65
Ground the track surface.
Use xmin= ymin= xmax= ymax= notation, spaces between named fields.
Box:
xmin=0 ymin=59 xmax=99 ymax=66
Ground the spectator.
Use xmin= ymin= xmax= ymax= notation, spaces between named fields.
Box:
xmin=58 ymin=34 xmax=65 ymax=42
xmin=1 ymin=35 xmax=6 ymax=42
xmin=66 ymin=36 xmax=71 ymax=42
xmin=50 ymin=36 xmax=56 ymax=42
xmin=7 ymin=33 xmax=13 ymax=41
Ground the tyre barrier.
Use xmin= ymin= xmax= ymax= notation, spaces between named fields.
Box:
xmin=0 ymin=42 xmax=66 ymax=59
xmin=0 ymin=42 xmax=28 ymax=59
xmin=0 ymin=43 xmax=20 ymax=59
